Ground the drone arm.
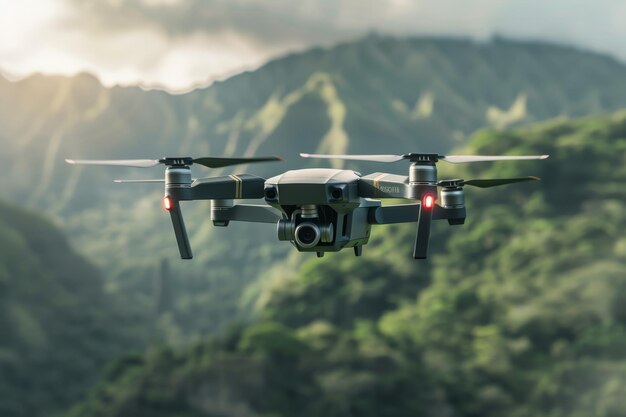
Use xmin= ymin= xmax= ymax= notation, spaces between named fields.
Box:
xmin=366 ymin=203 xmax=433 ymax=258
xmin=358 ymin=173 xmax=409 ymax=199
xmin=188 ymin=174 xmax=266 ymax=200
xmin=368 ymin=204 xmax=467 ymax=224
xmin=368 ymin=203 xmax=420 ymax=224
xmin=167 ymin=199 xmax=193 ymax=259
xmin=212 ymin=204 xmax=283 ymax=225
xmin=432 ymin=205 xmax=466 ymax=224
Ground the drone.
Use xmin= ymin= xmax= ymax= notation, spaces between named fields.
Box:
xmin=66 ymin=152 xmax=548 ymax=260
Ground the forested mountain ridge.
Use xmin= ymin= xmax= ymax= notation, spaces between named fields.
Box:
xmin=65 ymin=112 xmax=626 ymax=417
xmin=3 ymin=35 xmax=626 ymax=340
xmin=0 ymin=201 xmax=145 ymax=417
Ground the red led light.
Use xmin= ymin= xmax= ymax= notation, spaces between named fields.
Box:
xmin=423 ymin=194 xmax=435 ymax=209
xmin=163 ymin=196 xmax=173 ymax=211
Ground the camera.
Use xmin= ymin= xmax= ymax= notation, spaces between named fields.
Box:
xmin=277 ymin=205 xmax=334 ymax=248
xmin=277 ymin=219 xmax=334 ymax=248
xmin=295 ymin=223 xmax=320 ymax=247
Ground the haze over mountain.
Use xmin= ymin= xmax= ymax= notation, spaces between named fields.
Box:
xmin=2 ymin=35 xmax=626 ymax=339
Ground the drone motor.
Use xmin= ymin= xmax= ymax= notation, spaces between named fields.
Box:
xmin=440 ymin=187 xmax=465 ymax=208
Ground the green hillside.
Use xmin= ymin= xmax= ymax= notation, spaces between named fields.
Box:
xmin=3 ymin=35 xmax=626 ymax=341
xmin=0 ymin=201 xmax=145 ymax=417
xmin=65 ymin=112 xmax=626 ymax=417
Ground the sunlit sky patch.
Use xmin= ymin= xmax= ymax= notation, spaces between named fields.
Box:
xmin=1 ymin=0 xmax=624 ymax=92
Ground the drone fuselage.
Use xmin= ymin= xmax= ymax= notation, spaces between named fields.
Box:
xmin=264 ymin=169 xmax=379 ymax=254
xmin=163 ymin=165 xmax=466 ymax=259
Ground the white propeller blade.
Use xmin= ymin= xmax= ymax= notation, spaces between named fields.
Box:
xmin=65 ymin=159 xmax=161 ymax=168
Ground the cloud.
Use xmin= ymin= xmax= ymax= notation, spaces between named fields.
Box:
xmin=63 ymin=0 xmax=626 ymax=61
xmin=64 ymin=0 xmax=515 ymax=45
xmin=2 ymin=0 xmax=626 ymax=90
xmin=64 ymin=0 xmax=348 ymax=46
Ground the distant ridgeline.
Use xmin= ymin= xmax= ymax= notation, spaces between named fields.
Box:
xmin=66 ymin=113 xmax=626 ymax=417
xmin=0 ymin=201 xmax=144 ymax=417
xmin=3 ymin=35 xmax=626 ymax=343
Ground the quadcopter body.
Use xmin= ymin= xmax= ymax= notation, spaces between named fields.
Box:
xmin=67 ymin=152 xmax=548 ymax=260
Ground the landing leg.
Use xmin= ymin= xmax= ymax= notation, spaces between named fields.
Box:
xmin=413 ymin=206 xmax=433 ymax=259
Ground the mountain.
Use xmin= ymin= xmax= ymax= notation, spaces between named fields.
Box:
xmin=0 ymin=201 xmax=145 ymax=417
xmin=64 ymin=112 xmax=626 ymax=417
xmin=3 ymin=35 xmax=626 ymax=339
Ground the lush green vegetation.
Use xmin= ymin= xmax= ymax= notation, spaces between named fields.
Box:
xmin=65 ymin=112 xmax=626 ymax=416
xmin=0 ymin=201 xmax=145 ymax=417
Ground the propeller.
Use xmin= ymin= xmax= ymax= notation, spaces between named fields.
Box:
xmin=66 ymin=159 xmax=161 ymax=168
xmin=66 ymin=155 xmax=282 ymax=168
xmin=437 ymin=176 xmax=540 ymax=188
xmin=300 ymin=153 xmax=549 ymax=164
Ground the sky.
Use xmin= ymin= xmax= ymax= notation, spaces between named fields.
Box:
xmin=1 ymin=0 xmax=625 ymax=92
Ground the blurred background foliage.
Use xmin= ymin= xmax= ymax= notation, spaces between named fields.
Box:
xmin=0 ymin=201 xmax=144 ymax=416
xmin=0 ymin=35 xmax=625 ymax=416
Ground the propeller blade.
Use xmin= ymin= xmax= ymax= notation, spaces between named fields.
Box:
xmin=300 ymin=153 xmax=405 ymax=163
xmin=113 ymin=179 xmax=165 ymax=183
xmin=440 ymin=155 xmax=549 ymax=164
xmin=192 ymin=156 xmax=282 ymax=168
xmin=301 ymin=153 xmax=550 ymax=164
xmin=462 ymin=176 xmax=540 ymax=188
xmin=65 ymin=159 xmax=161 ymax=168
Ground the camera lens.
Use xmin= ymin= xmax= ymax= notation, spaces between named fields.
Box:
xmin=295 ymin=223 xmax=321 ymax=248
xmin=299 ymin=227 xmax=316 ymax=244
xmin=331 ymin=188 xmax=342 ymax=199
